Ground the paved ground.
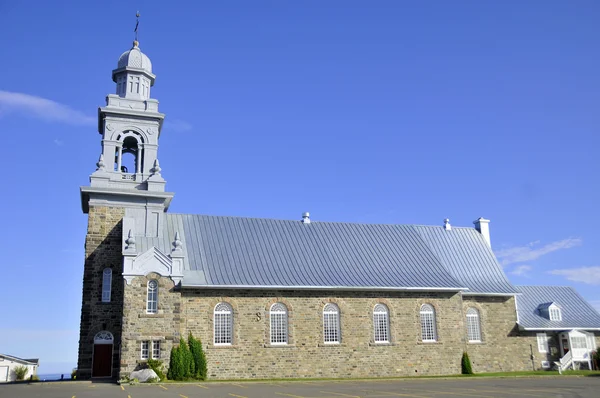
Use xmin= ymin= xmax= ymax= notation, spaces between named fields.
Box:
xmin=1 ymin=377 xmax=599 ymax=398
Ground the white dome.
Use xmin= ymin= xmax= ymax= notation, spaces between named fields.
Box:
xmin=117 ymin=41 xmax=152 ymax=73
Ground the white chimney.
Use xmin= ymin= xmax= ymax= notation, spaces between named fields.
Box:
xmin=473 ymin=217 xmax=491 ymax=247
xmin=443 ymin=218 xmax=451 ymax=231
xmin=302 ymin=212 xmax=311 ymax=224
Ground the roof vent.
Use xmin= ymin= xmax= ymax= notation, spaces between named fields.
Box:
xmin=443 ymin=218 xmax=451 ymax=231
xmin=302 ymin=212 xmax=310 ymax=224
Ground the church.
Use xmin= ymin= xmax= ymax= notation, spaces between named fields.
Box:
xmin=76 ymin=39 xmax=600 ymax=380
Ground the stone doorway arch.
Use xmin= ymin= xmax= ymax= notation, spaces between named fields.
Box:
xmin=92 ymin=331 xmax=113 ymax=378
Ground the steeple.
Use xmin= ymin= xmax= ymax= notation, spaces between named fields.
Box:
xmin=81 ymin=33 xmax=174 ymax=237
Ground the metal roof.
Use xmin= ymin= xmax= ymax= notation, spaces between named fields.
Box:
xmin=134 ymin=214 xmax=519 ymax=293
xmin=515 ymin=285 xmax=600 ymax=330
xmin=413 ymin=226 xmax=519 ymax=295
xmin=0 ymin=354 xmax=39 ymax=365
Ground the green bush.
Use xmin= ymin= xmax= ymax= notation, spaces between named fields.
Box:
xmin=71 ymin=368 xmax=77 ymax=380
xmin=461 ymin=352 xmax=474 ymax=375
xmin=180 ymin=337 xmax=195 ymax=378
xmin=188 ymin=333 xmax=208 ymax=380
xmin=146 ymin=358 xmax=166 ymax=381
xmin=167 ymin=343 xmax=184 ymax=380
xmin=14 ymin=365 xmax=28 ymax=381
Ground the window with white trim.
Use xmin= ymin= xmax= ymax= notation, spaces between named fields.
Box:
xmin=571 ymin=336 xmax=587 ymax=349
xmin=102 ymin=268 xmax=112 ymax=303
xmin=152 ymin=341 xmax=161 ymax=358
xmin=466 ymin=307 xmax=481 ymax=342
xmin=147 ymin=280 xmax=158 ymax=314
xmin=141 ymin=341 xmax=149 ymax=359
xmin=536 ymin=333 xmax=549 ymax=353
xmin=270 ymin=303 xmax=288 ymax=345
xmin=373 ymin=304 xmax=389 ymax=343
xmin=420 ymin=304 xmax=437 ymax=342
xmin=549 ymin=306 xmax=562 ymax=321
xmin=214 ymin=302 xmax=233 ymax=345
xmin=141 ymin=340 xmax=160 ymax=359
xmin=323 ymin=303 xmax=340 ymax=344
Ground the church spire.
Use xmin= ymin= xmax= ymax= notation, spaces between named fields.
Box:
xmin=81 ymin=27 xmax=173 ymax=235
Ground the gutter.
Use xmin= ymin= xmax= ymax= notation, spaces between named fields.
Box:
xmin=180 ymin=284 xmax=469 ymax=292
xmin=518 ymin=326 xmax=600 ymax=331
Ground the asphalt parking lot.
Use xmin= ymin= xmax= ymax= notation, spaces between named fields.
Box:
xmin=0 ymin=377 xmax=599 ymax=398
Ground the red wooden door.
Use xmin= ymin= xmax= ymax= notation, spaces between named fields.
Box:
xmin=92 ymin=344 xmax=112 ymax=377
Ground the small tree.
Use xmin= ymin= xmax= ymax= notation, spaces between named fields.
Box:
xmin=188 ymin=333 xmax=208 ymax=380
xmin=167 ymin=344 xmax=183 ymax=380
xmin=178 ymin=337 xmax=194 ymax=379
xmin=14 ymin=365 xmax=28 ymax=381
xmin=461 ymin=352 xmax=474 ymax=375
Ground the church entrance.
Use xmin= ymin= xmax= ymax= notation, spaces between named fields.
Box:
xmin=92 ymin=331 xmax=113 ymax=378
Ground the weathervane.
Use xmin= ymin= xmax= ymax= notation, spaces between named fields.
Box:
xmin=134 ymin=11 xmax=140 ymax=43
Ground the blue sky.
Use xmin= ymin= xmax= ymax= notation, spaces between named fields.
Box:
xmin=0 ymin=1 xmax=599 ymax=374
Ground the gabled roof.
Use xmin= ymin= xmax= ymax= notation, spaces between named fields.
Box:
xmin=413 ymin=226 xmax=518 ymax=295
xmin=516 ymin=285 xmax=600 ymax=330
xmin=132 ymin=212 xmax=518 ymax=294
xmin=0 ymin=354 xmax=38 ymax=365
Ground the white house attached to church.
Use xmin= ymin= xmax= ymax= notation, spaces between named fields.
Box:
xmin=75 ymin=37 xmax=600 ymax=380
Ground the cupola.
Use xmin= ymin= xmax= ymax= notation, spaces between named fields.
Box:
xmin=112 ymin=41 xmax=156 ymax=100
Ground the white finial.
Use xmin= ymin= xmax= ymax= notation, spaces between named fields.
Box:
xmin=96 ymin=154 xmax=106 ymax=171
xmin=173 ymin=231 xmax=182 ymax=252
xmin=302 ymin=212 xmax=311 ymax=224
xmin=151 ymin=159 xmax=162 ymax=175
xmin=125 ymin=229 xmax=136 ymax=250
xmin=444 ymin=218 xmax=451 ymax=231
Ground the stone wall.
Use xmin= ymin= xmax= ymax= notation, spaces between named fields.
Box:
xmin=77 ymin=206 xmax=125 ymax=379
xmin=119 ymin=273 xmax=182 ymax=376
xmin=176 ymin=290 xmax=465 ymax=379
xmin=462 ymin=296 xmax=560 ymax=372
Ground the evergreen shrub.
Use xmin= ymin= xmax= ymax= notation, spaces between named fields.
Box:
xmin=461 ymin=351 xmax=474 ymax=375
xmin=188 ymin=332 xmax=208 ymax=380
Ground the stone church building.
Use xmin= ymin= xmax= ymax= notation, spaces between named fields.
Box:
xmin=76 ymin=40 xmax=600 ymax=380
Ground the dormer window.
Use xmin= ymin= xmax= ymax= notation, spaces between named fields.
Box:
xmin=538 ymin=302 xmax=562 ymax=321
xmin=549 ymin=305 xmax=562 ymax=321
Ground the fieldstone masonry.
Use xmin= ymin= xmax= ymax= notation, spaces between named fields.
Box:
xmin=78 ymin=206 xmax=596 ymax=380
xmin=77 ymin=206 xmax=125 ymax=379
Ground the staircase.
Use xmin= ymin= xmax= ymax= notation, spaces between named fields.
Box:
xmin=555 ymin=350 xmax=573 ymax=374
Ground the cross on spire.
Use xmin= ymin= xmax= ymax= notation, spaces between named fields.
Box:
xmin=134 ymin=11 xmax=140 ymax=43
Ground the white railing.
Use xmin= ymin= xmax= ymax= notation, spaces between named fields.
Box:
xmin=557 ymin=350 xmax=573 ymax=374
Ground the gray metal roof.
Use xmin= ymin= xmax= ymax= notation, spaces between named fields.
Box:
xmin=135 ymin=214 xmax=519 ymax=293
xmin=515 ymin=285 xmax=600 ymax=330
xmin=413 ymin=226 xmax=519 ymax=295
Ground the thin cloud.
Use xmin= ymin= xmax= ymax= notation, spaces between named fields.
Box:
xmin=495 ymin=238 xmax=582 ymax=266
xmin=0 ymin=90 xmax=95 ymax=126
xmin=549 ymin=266 xmax=600 ymax=285
xmin=54 ymin=139 xmax=64 ymax=146
xmin=509 ymin=265 xmax=532 ymax=276
xmin=166 ymin=118 xmax=192 ymax=132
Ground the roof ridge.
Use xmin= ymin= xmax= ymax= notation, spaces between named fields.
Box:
xmin=166 ymin=213 xmax=478 ymax=229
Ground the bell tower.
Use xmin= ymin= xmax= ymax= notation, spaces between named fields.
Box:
xmin=77 ymin=37 xmax=173 ymax=379
xmin=81 ymin=40 xmax=173 ymax=236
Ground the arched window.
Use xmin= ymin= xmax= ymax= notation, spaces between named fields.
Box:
xmin=147 ymin=280 xmax=158 ymax=314
xmin=94 ymin=331 xmax=114 ymax=344
xmin=214 ymin=302 xmax=233 ymax=345
xmin=270 ymin=303 xmax=288 ymax=345
xmin=420 ymin=304 xmax=437 ymax=342
xmin=373 ymin=304 xmax=389 ymax=343
xmin=549 ymin=305 xmax=562 ymax=321
xmin=323 ymin=303 xmax=340 ymax=344
xmin=102 ymin=268 xmax=112 ymax=303
xmin=466 ymin=307 xmax=481 ymax=342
